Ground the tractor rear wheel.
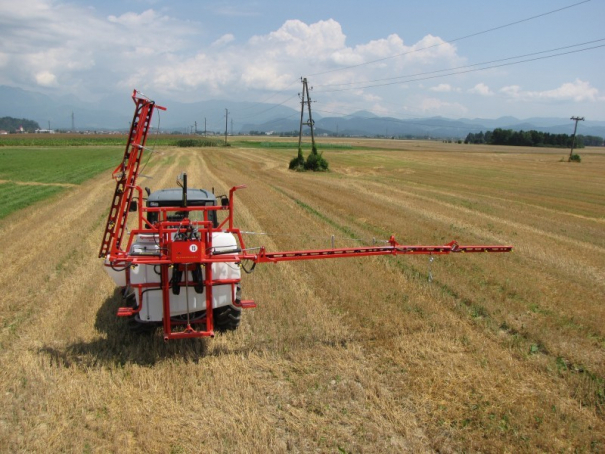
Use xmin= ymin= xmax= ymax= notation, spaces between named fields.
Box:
xmin=213 ymin=305 xmax=242 ymax=332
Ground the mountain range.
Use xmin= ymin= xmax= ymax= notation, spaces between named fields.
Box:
xmin=1 ymin=85 xmax=604 ymax=139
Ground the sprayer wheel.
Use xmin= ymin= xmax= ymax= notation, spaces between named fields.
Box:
xmin=213 ymin=305 xmax=242 ymax=332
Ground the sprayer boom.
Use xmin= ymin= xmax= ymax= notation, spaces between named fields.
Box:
xmin=100 ymin=91 xmax=513 ymax=341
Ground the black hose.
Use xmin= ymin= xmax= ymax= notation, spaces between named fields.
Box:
xmin=241 ymin=260 xmax=256 ymax=274
xmin=110 ymin=264 xmax=131 ymax=272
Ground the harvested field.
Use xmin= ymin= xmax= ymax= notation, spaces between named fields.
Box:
xmin=0 ymin=139 xmax=604 ymax=452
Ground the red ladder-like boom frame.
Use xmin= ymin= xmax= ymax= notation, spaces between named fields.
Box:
xmin=99 ymin=90 xmax=166 ymax=259
xmin=100 ymin=92 xmax=513 ymax=341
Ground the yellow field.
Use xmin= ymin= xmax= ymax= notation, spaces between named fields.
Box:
xmin=0 ymin=139 xmax=604 ymax=452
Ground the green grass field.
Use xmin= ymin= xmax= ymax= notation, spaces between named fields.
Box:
xmin=0 ymin=133 xmax=221 ymax=147
xmin=0 ymin=146 xmax=123 ymax=219
xmin=0 ymin=183 xmax=66 ymax=219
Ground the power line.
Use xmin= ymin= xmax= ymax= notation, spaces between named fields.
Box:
xmin=315 ymin=43 xmax=605 ymax=93
xmin=308 ymin=0 xmax=592 ymax=77
xmin=183 ymin=2 xmax=595 ymax=125
xmin=235 ymin=79 xmax=302 ymax=112
xmin=316 ymin=38 xmax=605 ymax=89
xmin=235 ymin=94 xmax=299 ymax=120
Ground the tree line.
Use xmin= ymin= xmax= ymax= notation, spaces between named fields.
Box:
xmin=464 ymin=128 xmax=604 ymax=148
xmin=0 ymin=117 xmax=40 ymax=133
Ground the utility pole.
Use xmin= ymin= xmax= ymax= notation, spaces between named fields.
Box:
xmin=298 ymin=77 xmax=316 ymax=151
xmin=71 ymin=112 xmax=75 ymax=131
xmin=204 ymin=117 xmax=207 ymax=137
xmin=224 ymin=109 xmax=229 ymax=145
xmin=194 ymin=121 xmax=197 ymax=135
xmin=569 ymin=116 xmax=584 ymax=161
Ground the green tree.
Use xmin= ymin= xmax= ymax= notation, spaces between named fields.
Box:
xmin=288 ymin=148 xmax=306 ymax=171
xmin=304 ymin=146 xmax=329 ymax=171
xmin=0 ymin=116 xmax=40 ymax=132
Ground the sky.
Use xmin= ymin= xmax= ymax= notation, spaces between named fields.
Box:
xmin=1 ymin=0 xmax=604 ymax=121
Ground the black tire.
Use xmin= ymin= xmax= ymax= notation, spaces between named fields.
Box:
xmin=213 ymin=305 xmax=242 ymax=332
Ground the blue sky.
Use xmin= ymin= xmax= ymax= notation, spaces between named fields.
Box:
xmin=1 ymin=0 xmax=604 ymax=120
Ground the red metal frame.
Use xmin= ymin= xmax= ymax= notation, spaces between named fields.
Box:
xmin=99 ymin=90 xmax=166 ymax=259
xmin=100 ymin=91 xmax=513 ymax=341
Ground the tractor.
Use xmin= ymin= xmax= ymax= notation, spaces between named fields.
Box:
xmin=100 ymin=91 xmax=512 ymax=341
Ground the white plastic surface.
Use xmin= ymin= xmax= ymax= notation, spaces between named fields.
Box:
xmin=131 ymin=232 xmax=241 ymax=322
xmin=103 ymin=258 xmax=127 ymax=287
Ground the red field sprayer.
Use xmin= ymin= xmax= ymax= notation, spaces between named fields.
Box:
xmin=99 ymin=91 xmax=513 ymax=341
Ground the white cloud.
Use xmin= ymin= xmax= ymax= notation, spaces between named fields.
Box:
xmin=406 ymin=34 xmax=460 ymax=65
xmin=0 ymin=0 xmax=198 ymax=97
xmin=348 ymin=33 xmax=460 ymax=70
xmin=500 ymin=79 xmax=601 ymax=102
xmin=500 ymin=85 xmax=521 ymax=98
xmin=1 ymin=0 xmax=604 ymax=121
xmin=430 ymin=83 xmax=458 ymax=93
xmin=249 ymin=19 xmax=346 ymax=57
xmin=108 ymin=9 xmax=160 ymax=26
xmin=362 ymin=93 xmax=382 ymax=103
xmin=207 ymin=5 xmax=260 ymax=17
xmin=418 ymin=97 xmax=468 ymax=116
xmin=212 ymin=34 xmax=235 ymax=47
xmin=35 ymin=71 xmax=57 ymax=86
xmin=139 ymin=17 xmax=466 ymax=101
xmin=0 ymin=0 xmax=469 ymax=104
xmin=468 ymin=83 xmax=493 ymax=96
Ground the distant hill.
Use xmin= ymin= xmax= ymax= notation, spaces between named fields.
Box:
xmin=0 ymin=86 xmax=131 ymax=131
xmin=0 ymin=85 xmax=300 ymax=132
xmin=243 ymin=113 xmax=605 ymax=139
xmin=346 ymin=110 xmax=379 ymax=119
xmin=0 ymin=116 xmax=40 ymax=132
xmin=1 ymin=85 xmax=604 ymax=139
